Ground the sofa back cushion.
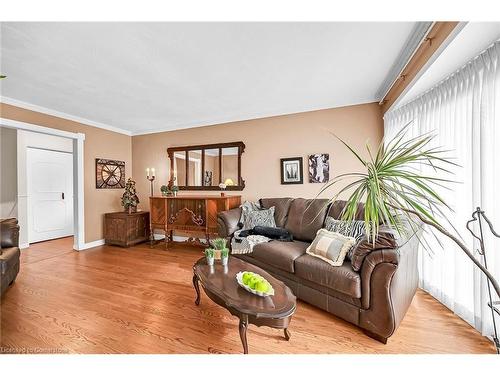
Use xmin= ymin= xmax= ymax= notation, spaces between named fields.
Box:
xmin=285 ymin=198 xmax=330 ymax=242
xmin=327 ymin=200 xmax=365 ymax=220
xmin=260 ymin=198 xmax=294 ymax=227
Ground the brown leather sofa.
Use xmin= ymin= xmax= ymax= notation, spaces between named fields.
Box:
xmin=218 ymin=198 xmax=420 ymax=343
xmin=1 ymin=218 xmax=20 ymax=297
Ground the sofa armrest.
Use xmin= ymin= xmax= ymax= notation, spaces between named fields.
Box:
xmin=360 ymin=248 xmax=400 ymax=307
xmin=358 ymin=230 xmax=420 ymax=341
xmin=1 ymin=218 xmax=20 ymax=250
xmin=217 ymin=207 xmax=242 ymax=238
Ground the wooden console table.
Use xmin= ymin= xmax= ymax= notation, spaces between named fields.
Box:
xmin=149 ymin=195 xmax=241 ymax=247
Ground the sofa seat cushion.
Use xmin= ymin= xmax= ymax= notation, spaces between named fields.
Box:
xmin=251 ymin=240 xmax=309 ymax=273
xmin=294 ymin=254 xmax=362 ymax=298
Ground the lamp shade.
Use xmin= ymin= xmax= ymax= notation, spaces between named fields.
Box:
xmin=224 ymin=178 xmax=235 ymax=186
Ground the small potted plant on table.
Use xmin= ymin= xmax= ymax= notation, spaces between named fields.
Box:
xmin=220 ymin=248 xmax=229 ymax=266
xmin=172 ymin=184 xmax=179 ymax=197
xmin=160 ymin=185 xmax=170 ymax=196
xmin=121 ymin=178 xmax=139 ymax=213
xmin=210 ymin=238 xmax=228 ymax=260
xmin=205 ymin=248 xmax=215 ymax=266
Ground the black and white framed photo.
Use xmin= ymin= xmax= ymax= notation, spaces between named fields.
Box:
xmin=203 ymin=171 xmax=213 ymax=186
xmin=280 ymin=157 xmax=303 ymax=184
xmin=308 ymin=153 xmax=330 ymax=183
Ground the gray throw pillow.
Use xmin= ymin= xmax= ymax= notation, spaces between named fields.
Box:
xmin=242 ymin=207 xmax=276 ymax=230
xmin=324 ymin=217 xmax=367 ymax=259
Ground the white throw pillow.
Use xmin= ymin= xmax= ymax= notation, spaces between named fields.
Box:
xmin=306 ymin=229 xmax=356 ymax=267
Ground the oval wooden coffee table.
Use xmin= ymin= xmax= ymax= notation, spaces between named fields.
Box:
xmin=192 ymin=256 xmax=296 ymax=354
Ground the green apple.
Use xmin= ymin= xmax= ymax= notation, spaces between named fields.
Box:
xmin=242 ymin=272 xmax=253 ymax=284
xmin=254 ymin=280 xmax=269 ymax=293
xmin=248 ymin=276 xmax=261 ymax=289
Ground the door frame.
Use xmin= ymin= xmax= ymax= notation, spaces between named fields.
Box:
xmin=0 ymin=117 xmax=86 ymax=251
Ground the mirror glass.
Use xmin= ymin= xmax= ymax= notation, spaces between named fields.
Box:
xmin=187 ymin=150 xmax=203 ymax=186
xmin=203 ymin=148 xmax=220 ymax=187
xmin=168 ymin=142 xmax=245 ymax=191
xmin=173 ymin=151 xmax=186 ymax=186
xmin=221 ymin=147 xmax=239 ymax=187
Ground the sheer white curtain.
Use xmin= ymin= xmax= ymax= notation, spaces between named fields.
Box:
xmin=385 ymin=41 xmax=500 ymax=336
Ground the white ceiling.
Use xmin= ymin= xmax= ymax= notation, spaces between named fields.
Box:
xmin=0 ymin=22 xmax=417 ymax=135
xmin=397 ymin=22 xmax=500 ymax=107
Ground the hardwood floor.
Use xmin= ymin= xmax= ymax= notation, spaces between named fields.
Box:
xmin=1 ymin=237 xmax=496 ymax=354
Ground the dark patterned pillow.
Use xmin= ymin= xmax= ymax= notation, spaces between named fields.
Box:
xmin=242 ymin=207 xmax=276 ymax=230
xmin=324 ymin=217 xmax=367 ymax=259
xmin=238 ymin=201 xmax=262 ymax=227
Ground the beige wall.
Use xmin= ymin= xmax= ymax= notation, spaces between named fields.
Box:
xmin=0 ymin=127 xmax=17 ymax=218
xmin=132 ymin=103 xmax=383 ymax=210
xmin=0 ymin=103 xmax=132 ymax=243
xmin=1 ymin=102 xmax=382 ymax=243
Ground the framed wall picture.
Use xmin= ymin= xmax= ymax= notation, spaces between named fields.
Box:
xmin=96 ymin=158 xmax=126 ymax=189
xmin=203 ymin=170 xmax=213 ymax=186
xmin=308 ymin=154 xmax=330 ymax=183
xmin=280 ymin=157 xmax=303 ymax=184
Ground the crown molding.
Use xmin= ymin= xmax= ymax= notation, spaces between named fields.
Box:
xmin=380 ymin=22 xmax=463 ymax=113
xmin=375 ymin=22 xmax=434 ymax=100
xmin=1 ymin=97 xmax=375 ymax=137
xmin=0 ymin=96 xmax=132 ymax=136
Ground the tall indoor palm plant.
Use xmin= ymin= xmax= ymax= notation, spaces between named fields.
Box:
xmin=323 ymin=124 xmax=500 ymax=300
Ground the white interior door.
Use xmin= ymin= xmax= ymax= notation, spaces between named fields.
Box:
xmin=27 ymin=148 xmax=74 ymax=243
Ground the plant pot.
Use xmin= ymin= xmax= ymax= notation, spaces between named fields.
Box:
xmin=206 ymin=257 xmax=214 ymax=266
xmin=127 ymin=206 xmax=137 ymax=214
xmin=213 ymin=249 xmax=222 ymax=260
xmin=221 ymin=256 xmax=228 ymax=266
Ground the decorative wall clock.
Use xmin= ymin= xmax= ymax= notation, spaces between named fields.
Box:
xmin=96 ymin=158 xmax=126 ymax=189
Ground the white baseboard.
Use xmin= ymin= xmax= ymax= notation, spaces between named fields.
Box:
xmin=19 ymin=243 xmax=30 ymax=249
xmin=77 ymin=239 xmax=105 ymax=250
xmin=76 ymin=235 xmax=209 ymax=250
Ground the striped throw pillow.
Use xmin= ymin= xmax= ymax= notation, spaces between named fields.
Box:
xmin=306 ymin=229 xmax=356 ymax=267
xmin=324 ymin=217 xmax=367 ymax=259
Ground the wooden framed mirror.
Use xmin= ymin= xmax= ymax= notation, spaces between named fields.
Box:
xmin=167 ymin=141 xmax=245 ymax=191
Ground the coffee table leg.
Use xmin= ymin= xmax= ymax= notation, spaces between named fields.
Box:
xmin=193 ymin=273 xmax=201 ymax=306
xmin=284 ymin=328 xmax=291 ymax=341
xmin=239 ymin=315 xmax=249 ymax=354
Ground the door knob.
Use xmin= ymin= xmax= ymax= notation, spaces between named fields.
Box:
xmin=62 ymin=192 xmax=65 ymax=200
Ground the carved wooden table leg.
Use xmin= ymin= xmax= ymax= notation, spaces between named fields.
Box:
xmin=164 ymin=230 xmax=173 ymax=250
xmin=193 ymin=273 xmax=201 ymax=306
xmin=284 ymin=327 xmax=291 ymax=341
xmin=239 ymin=314 xmax=249 ymax=354
xmin=149 ymin=222 xmax=155 ymax=248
